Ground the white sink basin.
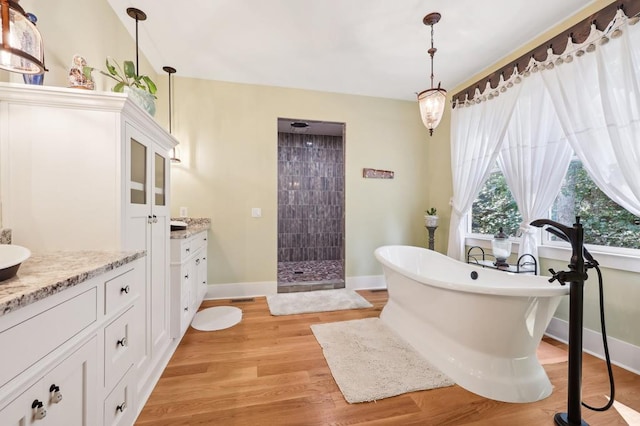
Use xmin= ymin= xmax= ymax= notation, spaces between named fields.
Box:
xmin=0 ymin=244 xmax=31 ymax=282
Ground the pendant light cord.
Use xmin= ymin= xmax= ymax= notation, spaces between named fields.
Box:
xmin=134 ymin=18 xmax=139 ymax=76
xmin=168 ymin=72 xmax=172 ymax=134
xmin=429 ymin=23 xmax=435 ymax=89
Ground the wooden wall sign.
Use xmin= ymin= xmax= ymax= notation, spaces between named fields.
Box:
xmin=363 ymin=168 xmax=394 ymax=179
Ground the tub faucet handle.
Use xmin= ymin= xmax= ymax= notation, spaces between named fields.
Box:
xmin=548 ymin=268 xmax=567 ymax=285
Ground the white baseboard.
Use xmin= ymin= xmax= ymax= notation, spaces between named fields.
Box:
xmin=203 ymin=275 xmax=387 ymax=300
xmin=204 ymin=281 xmax=277 ymax=300
xmin=546 ymin=317 xmax=640 ymax=375
xmin=346 ymin=275 xmax=386 ymax=290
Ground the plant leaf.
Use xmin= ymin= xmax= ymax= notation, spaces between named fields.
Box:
xmin=143 ymin=76 xmax=157 ymax=94
xmin=123 ymin=61 xmax=136 ymax=78
xmin=113 ymin=82 xmax=125 ymax=93
xmin=82 ymin=66 xmax=93 ymax=79
xmin=105 ymin=58 xmax=117 ymax=77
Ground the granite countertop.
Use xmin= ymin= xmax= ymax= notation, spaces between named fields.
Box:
xmin=0 ymin=250 xmax=146 ymax=317
xmin=170 ymin=217 xmax=211 ymax=239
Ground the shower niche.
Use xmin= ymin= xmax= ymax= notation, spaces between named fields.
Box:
xmin=277 ymin=118 xmax=345 ymax=292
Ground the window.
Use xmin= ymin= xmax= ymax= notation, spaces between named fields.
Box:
xmin=470 ymin=169 xmax=521 ymax=237
xmin=551 ymin=160 xmax=640 ymax=249
xmin=469 ymin=160 xmax=640 ymax=250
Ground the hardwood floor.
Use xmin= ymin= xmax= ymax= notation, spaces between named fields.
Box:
xmin=136 ymin=290 xmax=640 ymax=425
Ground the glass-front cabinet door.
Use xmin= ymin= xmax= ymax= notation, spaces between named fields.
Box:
xmin=154 ymin=152 xmax=166 ymax=207
xmin=130 ymin=138 xmax=148 ymax=205
xmin=126 ymin=125 xmax=169 ymax=212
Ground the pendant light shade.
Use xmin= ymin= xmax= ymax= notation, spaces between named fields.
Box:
xmin=0 ymin=0 xmax=45 ymax=74
xmin=417 ymin=12 xmax=447 ymax=136
xmin=418 ymin=86 xmax=447 ymax=134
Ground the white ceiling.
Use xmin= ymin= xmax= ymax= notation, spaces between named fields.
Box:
xmin=106 ymin=0 xmax=596 ymax=101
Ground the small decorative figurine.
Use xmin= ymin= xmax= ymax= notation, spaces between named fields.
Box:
xmin=68 ymin=55 xmax=95 ymax=90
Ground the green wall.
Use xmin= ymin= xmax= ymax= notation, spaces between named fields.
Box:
xmin=168 ymin=79 xmax=430 ymax=283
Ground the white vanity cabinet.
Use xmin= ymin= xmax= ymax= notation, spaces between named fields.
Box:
xmin=170 ymin=231 xmax=209 ymax=338
xmin=0 ymin=84 xmax=177 ymax=418
xmin=0 ymin=256 xmax=144 ymax=426
xmin=0 ymin=337 xmax=97 ymax=426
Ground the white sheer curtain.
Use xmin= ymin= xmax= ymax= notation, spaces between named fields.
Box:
xmin=447 ymin=85 xmax=520 ymax=260
xmin=497 ymin=71 xmax=573 ymax=263
xmin=542 ymin=14 xmax=640 ymax=217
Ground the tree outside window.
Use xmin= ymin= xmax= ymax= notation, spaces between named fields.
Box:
xmin=471 ymin=160 xmax=640 ymax=249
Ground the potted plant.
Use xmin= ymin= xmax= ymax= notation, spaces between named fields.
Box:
xmin=100 ymin=58 xmax=158 ymax=115
xmin=424 ymin=207 xmax=439 ymax=227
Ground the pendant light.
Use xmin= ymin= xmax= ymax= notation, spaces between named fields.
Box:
xmin=126 ymin=7 xmax=146 ymax=76
xmin=163 ymin=66 xmax=181 ymax=163
xmin=0 ymin=0 xmax=46 ymax=74
xmin=417 ymin=12 xmax=447 ymax=136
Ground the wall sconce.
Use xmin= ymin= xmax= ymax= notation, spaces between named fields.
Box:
xmin=417 ymin=12 xmax=447 ymax=136
xmin=163 ymin=65 xmax=181 ymax=163
xmin=0 ymin=0 xmax=46 ymax=74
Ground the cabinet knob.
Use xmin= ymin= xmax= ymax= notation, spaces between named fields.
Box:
xmin=147 ymin=215 xmax=153 ymax=224
xmin=32 ymin=400 xmax=47 ymax=420
xmin=49 ymin=384 xmax=63 ymax=404
xmin=184 ymin=306 xmax=189 ymax=312
xmin=117 ymin=337 xmax=128 ymax=347
xmin=153 ymin=215 xmax=158 ymax=223
xmin=120 ymin=285 xmax=130 ymax=294
xmin=116 ymin=401 xmax=127 ymax=413
xmin=195 ymin=259 xmax=200 ymax=265
xmin=204 ymin=237 xmax=207 ymax=241
xmin=184 ymin=274 xmax=189 ymax=279
xmin=186 ymin=248 xmax=190 ymax=253
xmin=203 ymin=257 xmax=206 ymax=261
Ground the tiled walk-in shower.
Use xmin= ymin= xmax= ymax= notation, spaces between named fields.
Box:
xmin=277 ymin=124 xmax=345 ymax=292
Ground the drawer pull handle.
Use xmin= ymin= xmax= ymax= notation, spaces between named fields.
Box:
xmin=120 ymin=285 xmax=130 ymax=294
xmin=32 ymin=400 xmax=47 ymax=420
xmin=49 ymin=384 xmax=63 ymax=403
xmin=116 ymin=402 xmax=127 ymax=413
xmin=117 ymin=337 xmax=128 ymax=347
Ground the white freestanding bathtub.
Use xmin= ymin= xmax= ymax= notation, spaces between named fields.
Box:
xmin=374 ymin=245 xmax=569 ymax=403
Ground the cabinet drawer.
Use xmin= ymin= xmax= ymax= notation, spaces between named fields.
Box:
xmin=103 ymin=367 xmax=135 ymax=426
xmin=170 ymin=239 xmax=192 ymax=263
xmin=0 ymin=288 xmax=97 ymax=388
xmin=190 ymin=232 xmax=207 ymax=253
xmin=104 ymin=307 xmax=137 ymax=392
xmin=104 ymin=267 xmax=139 ymax=315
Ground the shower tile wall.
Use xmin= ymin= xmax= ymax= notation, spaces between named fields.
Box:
xmin=278 ymin=132 xmax=344 ymax=263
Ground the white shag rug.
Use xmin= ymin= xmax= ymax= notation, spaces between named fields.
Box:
xmin=311 ymin=318 xmax=454 ymax=403
xmin=266 ymin=289 xmax=373 ymax=315
xmin=191 ymin=306 xmax=242 ymax=331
